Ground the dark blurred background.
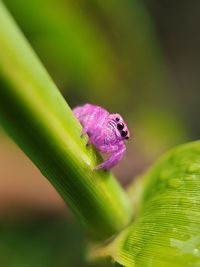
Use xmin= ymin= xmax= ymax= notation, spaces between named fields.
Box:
xmin=0 ymin=0 xmax=199 ymax=266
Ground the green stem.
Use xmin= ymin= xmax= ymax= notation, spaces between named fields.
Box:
xmin=0 ymin=1 xmax=132 ymax=240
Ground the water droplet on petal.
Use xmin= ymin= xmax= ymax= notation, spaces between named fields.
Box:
xmin=187 ymin=163 xmax=200 ymax=173
xmin=168 ymin=178 xmax=181 ymax=189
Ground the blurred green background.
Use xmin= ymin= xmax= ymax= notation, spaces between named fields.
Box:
xmin=0 ymin=0 xmax=199 ymax=266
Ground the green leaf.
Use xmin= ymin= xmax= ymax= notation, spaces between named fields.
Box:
xmin=0 ymin=1 xmax=132 ymax=241
xmin=89 ymin=141 xmax=200 ymax=266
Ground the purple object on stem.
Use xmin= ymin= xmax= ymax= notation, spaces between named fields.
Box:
xmin=73 ymin=104 xmax=130 ymax=170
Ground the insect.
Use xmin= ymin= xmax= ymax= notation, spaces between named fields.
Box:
xmin=73 ymin=103 xmax=130 ymax=171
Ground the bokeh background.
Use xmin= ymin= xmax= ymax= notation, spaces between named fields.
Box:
xmin=0 ymin=0 xmax=199 ymax=266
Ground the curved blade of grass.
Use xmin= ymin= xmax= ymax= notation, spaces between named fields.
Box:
xmin=0 ymin=1 xmax=132 ymax=241
xmin=4 ymin=0 xmax=123 ymax=97
xmin=89 ymin=141 xmax=200 ymax=266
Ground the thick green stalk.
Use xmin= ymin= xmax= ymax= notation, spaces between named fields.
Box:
xmin=0 ymin=1 xmax=132 ymax=240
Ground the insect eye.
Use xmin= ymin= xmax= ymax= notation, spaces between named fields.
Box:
xmin=115 ymin=117 xmax=120 ymax=122
xmin=117 ymin=123 xmax=124 ymax=130
xmin=121 ymin=130 xmax=127 ymax=137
